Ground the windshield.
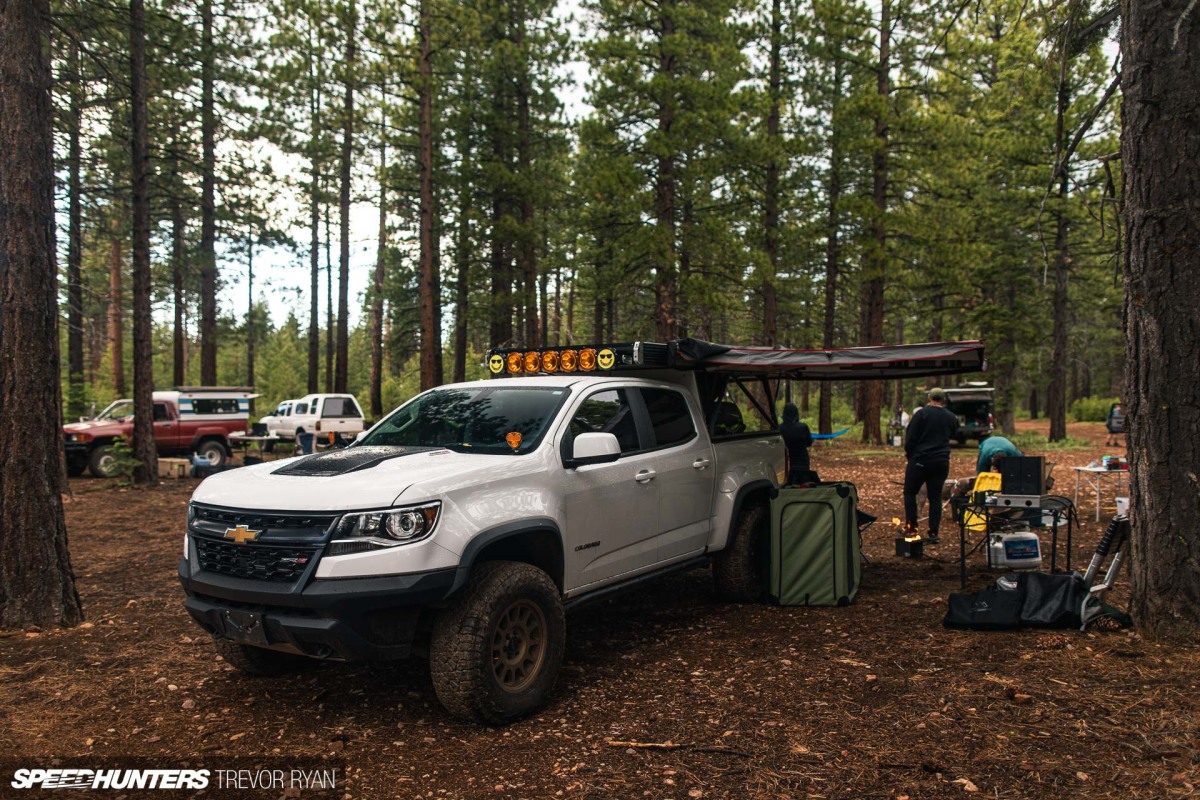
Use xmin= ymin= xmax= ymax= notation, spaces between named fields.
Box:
xmin=360 ymin=386 xmax=570 ymax=455
xmin=96 ymin=400 xmax=134 ymax=421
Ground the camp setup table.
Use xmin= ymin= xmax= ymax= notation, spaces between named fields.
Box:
xmin=228 ymin=432 xmax=291 ymax=461
xmin=1073 ymin=465 xmax=1127 ymax=522
xmin=950 ymin=495 xmax=1076 ymax=587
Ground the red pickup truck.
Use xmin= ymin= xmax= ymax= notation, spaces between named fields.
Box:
xmin=64 ymin=388 xmax=256 ymax=477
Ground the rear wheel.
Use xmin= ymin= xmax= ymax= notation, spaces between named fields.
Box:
xmin=714 ymin=503 xmax=769 ymax=602
xmin=197 ymin=439 xmax=227 ymax=468
xmin=430 ymin=561 xmax=565 ymax=725
xmin=87 ymin=446 xmax=118 ymax=478
xmin=214 ymin=639 xmax=310 ymax=676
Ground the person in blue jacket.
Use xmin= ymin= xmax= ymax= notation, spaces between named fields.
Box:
xmin=976 ymin=434 xmax=1022 ymax=475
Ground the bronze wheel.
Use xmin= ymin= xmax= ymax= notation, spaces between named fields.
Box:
xmin=491 ymin=599 xmax=546 ymax=693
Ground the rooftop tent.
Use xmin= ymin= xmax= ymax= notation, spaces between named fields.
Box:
xmin=669 ymin=338 xmax=985 ymax=381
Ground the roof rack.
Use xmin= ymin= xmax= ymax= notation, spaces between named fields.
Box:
xmin=485 ymin=338 xmax=985 ymax=381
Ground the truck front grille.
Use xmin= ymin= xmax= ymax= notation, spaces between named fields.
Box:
xmin=194 ymin=537 xmax=319 ymax=583
xmin=190 ymin=505 xmax=336 ymax=541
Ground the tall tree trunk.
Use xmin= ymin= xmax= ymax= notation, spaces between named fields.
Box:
xmin=245 ymin=232 xmax=255 ymax=397
xmin=858 ymin=0 xmax=889 ymax=445
xmin=994 ymin=280 xmax=1017 ymax=433
xmin=516 ymin=10 xmax=538 ymax=348
xmin=199 ymin=0 xmax=217 ymax=385
xmin=1121 ymin=0 xmax=1200 ymax=637
xmin=170 ymin=166 xmax=186 ymax=387
xmin=0 ymin=0 xmax=84 ymax=627
xmin=129 ymin=0 xmax=157 ymax=483
xmin=452 ymin=167 xmax=471 ymax=384
xmin=307 ymin=39 xmax=321 ymax=394
xmin=65 ymin=30 xmax=85 ymax=419
xmin=325 ymin=204 xmax=333 ymax=392
xmin=539 ymin=256 xmax=549 ymax=348
xmin=417 ymin=0 xmax=441 ymax=390
xmin=370 ymin=133 xmax=386 ymax=418
xmin=107 ymin=216 xmax=125 ymax=397
xmin=553 ymin=259 xmax=562 ymax=345
xmin=335 ymin=0 xmax=355 ymax=394
xmin=761 ymin=0 xmax=782 ymax=349
xmin=565 ymin=267 xmax=575 ymax=344
xmin=819 ymin=59 xmax=844 ymax=436
xmin=1028 ymin=386 xmax=1038 ymax=420
xmin=1047 ymin=164 xmax=1070 ymax=441
xmin=653 ymin=0 xmax=677 ymax=341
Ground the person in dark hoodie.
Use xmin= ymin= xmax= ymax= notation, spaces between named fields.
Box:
xmin=780 ymin=402 xmax=815 ymax=484
xmin=903 ymin=387 xmax=959 ymax=543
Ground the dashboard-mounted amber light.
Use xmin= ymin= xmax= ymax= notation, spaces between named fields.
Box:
xmin=506 ymin=352 xmax=524 ymax=374
xmin=579 ymin=348 xmax=597 ymax=371
xmin=541 ymin=350 xmax=560 ymax=373
xmin=523 ymin=351 xmax=541 ymax=373
xmin=559 ymin=349 xmax=579 ymax=372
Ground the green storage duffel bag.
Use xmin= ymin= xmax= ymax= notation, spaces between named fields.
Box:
xmin=769 ymin=482 xmax=862 ymax=606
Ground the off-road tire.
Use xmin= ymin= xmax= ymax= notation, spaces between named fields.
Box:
xmin=713 ymin=502 xmax=769 ymax=602
xmin=87 ymin=445 xmax=117 ymax=478
xmin=197 ymin=439 xmax=227 ymax=468
xmin=214 ymin=639 xmax=310 ymax=676
xmin=430 ymin=561 xmax=565 ymax=725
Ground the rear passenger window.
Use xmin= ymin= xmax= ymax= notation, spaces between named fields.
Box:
xmin=641 ymin=389 xmax=695 ymax=448
xmin=192 ymin=398 xmax=240 ymax=414
xmin=321 ymin=398 xmax=360 ymax=418
xmin=569 ymin=390 xmax=640 ymax=453
xmin=293 ymin=403 xmax=308 ymax=415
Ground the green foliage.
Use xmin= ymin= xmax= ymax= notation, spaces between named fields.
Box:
xmin=1070 ymin=395 xmax=1119 ymax=423
xmin=106 ymin=437 xmax=142 ymax=482
xmin=1008 ymin=432 xmax=1092 ymax=451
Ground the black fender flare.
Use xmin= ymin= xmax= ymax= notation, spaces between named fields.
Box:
xmin=449 ymin=518 xmax=565 ymax=596
xmin=727 ymin=479 xmax=775 ymax=542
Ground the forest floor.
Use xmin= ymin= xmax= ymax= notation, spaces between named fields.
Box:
xmin=2 ymin=420 xmax=1197 ymax=800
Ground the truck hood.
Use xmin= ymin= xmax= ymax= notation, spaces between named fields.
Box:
xmin=189 ymin=445 xmax=531 ymax=512
xmin=64 ymin=420 xmax=123 ymax=435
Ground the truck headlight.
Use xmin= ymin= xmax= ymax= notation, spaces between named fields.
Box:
xmin=333 ymin=502 xmax=440 ymax=546
xmin=66 ymin=433 xmax=88 ymax=443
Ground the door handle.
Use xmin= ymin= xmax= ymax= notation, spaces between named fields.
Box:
xmin=692 ymin=458 xmax=711 ymax=469
xmin=635 ymin=469 xmax=656 ymax=483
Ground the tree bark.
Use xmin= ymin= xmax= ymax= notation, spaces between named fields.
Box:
xmin=370 ymin=132 xmax=386 ymax=418
xmin=0 ymin=0 xmax=84 ymax=627
xmin=858 ymin=0 xmax=889 ymax=445
xmin=1121 ymin=0 xmax=1200 ymax=638
xmin=245 ymin=232 xmax=255 ymax=396
xmin=819 ymin=58 xmax=844 ymax=436
xmin=129 ymin=0 xmax=158 ymax=484
xmin=325 ymin=204 xmax=333 ymax=393
xmin=1047 ymin=163 xmax=1070 ymax=441
xmin=653 ymin=0 xmax=677 ymax=341
xmin=335 ymin=0 xmax=355 ymax=395
xmin=418 ymin=0 xmax=441 ymax=390
xmin=107 ymin=215 xmax=124 ymax=397
xmin=170 ymin=165 xmax=186 ymax=387
xmin=307 ymin=34 xmax=321 ymax=395
xmin=199 ymin=0 xmax=217 ymax=385
xmin=65 ymin=30 xmax=85 ymax=419
xmin=761 ymin=0 xmax=781 ymax=349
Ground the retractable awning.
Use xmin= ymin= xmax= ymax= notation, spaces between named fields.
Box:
xmin=671 ymin=338 xmax=985 ymax=381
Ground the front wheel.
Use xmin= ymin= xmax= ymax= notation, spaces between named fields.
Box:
xmin=713 ymin=503 xmax=769 ymax=602
xmin=197 ymin=440 xmax=227 ymax=468
xmin=430 ymin=561 xmax=565 ymax=725
xmin=87 ymin=446 xmax=118 ymax=478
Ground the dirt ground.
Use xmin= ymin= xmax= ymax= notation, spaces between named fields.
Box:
xmin=2 ymin=420 xmax=1197 ymax=800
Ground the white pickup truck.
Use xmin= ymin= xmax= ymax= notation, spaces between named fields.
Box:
xmin=178 ymin=339 xmax=983 ymax=723
xmin=260 ymin=393 xmax=365 ymax=441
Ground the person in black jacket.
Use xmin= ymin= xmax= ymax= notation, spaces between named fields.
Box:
xmin=903 ymin=388 xmax=959 ymax=542
xmin=780 ymin=402 xmax=815 ymax=484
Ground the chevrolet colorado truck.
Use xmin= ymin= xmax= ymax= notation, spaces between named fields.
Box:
xmin=65 ymin=387 xmax=257 ymax=477
xmin=178 ymin=339 xmax=985 ymax=724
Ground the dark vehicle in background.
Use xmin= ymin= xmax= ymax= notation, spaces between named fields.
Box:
xmin=942 ymin=384 xmax=994 ymax=444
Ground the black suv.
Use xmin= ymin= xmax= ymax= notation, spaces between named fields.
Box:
xmin=942 ymin=385 xmax=994 ymax=444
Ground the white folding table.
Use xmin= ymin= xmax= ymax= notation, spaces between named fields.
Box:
xmin=1073 ymin=466 xmax=1126 ymax=522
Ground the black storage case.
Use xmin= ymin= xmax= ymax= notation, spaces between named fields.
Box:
xmin=1001 ymin=456 xmax=1044 ymax=495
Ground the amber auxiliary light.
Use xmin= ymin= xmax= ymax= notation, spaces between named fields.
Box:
xmin=578 ymin=348 xmax=597 ymax=371
xmin=506 ymin=352 xmax=524 ymax=374
xmin=523 ymin=351 xmax=541 ymax=373
xmin=559 ymin=349 xmax=579 ymax=372
xmin=541 ymin=350 xmax=560 ymax=372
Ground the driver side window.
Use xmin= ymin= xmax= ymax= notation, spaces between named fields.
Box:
xmin=568 ymin=389 xmax=640 ymax=453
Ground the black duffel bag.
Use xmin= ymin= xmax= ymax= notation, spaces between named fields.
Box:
xmin=944 ymin=572 xmax=1089 ymax=631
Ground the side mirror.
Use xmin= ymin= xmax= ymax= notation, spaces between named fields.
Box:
xmin=566 ymin=432 xmax=621 ymax=468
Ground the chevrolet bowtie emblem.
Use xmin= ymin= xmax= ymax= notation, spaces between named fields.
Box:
xmin=224 ymin=524 xmax=261 ymax=545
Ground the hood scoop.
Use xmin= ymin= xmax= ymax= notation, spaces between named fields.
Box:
xmin=271 ymin=446 xmax=437 ymax=477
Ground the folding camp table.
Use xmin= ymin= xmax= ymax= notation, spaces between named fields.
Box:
xmin=1073 ymin=465 xmax=1126 ymax=522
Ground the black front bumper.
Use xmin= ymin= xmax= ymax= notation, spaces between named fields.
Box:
xmin=179 ymin=556 xmax=456 ymax=661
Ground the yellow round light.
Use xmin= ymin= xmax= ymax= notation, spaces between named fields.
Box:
xmin=559 ymin=350 xmax=578 ymax=372
xmin=506 ymin=352 xmax=524 ymax=374
xmin=523 ymin=351 xmax=541 ymax=373
xmin=541 ymin=351 xmax=560 ymax=372
xmin=579 ymin=348 xmax=597 ymax=371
